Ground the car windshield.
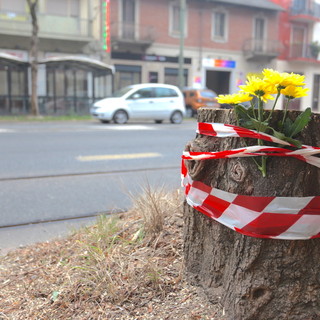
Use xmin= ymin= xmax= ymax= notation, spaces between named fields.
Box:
xmin=112 ymin=86 xmax=134 ymax=97
xmin=200 ymin=90 xmax=217 ymax=98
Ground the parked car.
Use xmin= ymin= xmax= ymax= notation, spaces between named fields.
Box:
xmin=182 ymin=88 xmax=220 ymax=117
xmin=90 ymin=83 xmax=186 ymax=124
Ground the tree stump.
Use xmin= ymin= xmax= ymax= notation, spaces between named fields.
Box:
xmin=183 ymin=109 xmax=320 ymax=320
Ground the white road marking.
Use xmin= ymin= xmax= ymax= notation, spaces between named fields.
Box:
xmin=96 ymin=125 xmax=156 ymax=130
xmin=0 ymin=129 xmax=14 ymax=133
xmin=77 ymin=152 xmax=162 ymax=162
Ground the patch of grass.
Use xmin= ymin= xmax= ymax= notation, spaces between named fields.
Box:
xmin=0 ymin=187 xmax=224 ymax=319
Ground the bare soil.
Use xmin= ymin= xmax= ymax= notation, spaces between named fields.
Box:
xmin=0 ymin=191 xmax=225 ymax=320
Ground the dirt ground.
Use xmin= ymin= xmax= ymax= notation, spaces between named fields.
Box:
xmin=0 ymin=191 xmax=225 ymax=320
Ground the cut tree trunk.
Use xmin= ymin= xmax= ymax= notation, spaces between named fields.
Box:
xmin=183 ymin=108 xmax=320 ymax=320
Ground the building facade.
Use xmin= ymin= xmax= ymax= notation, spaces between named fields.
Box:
xmin=109 ymin=0 xmax=320 ymax=111
xmin=110 ymin=0 xmax=283 ymax=96
xmin=0 ymin=0 xmax=113 ymax=115
xmin=1 ymin=0 xmax=320 ymax=115
xmin=270 ymin=0 xmax=320 ymax=112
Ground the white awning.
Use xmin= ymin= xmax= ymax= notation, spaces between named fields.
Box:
xmin=0 ymin=53 xmax=29 ymax=66
xmin=39 ymin=55 xmax=115 ymax=74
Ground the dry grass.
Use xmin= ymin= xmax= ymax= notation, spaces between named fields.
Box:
xmin=0 ymin=186 xmax=224 ymax=320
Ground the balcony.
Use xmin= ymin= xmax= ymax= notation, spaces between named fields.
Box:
xmin=111 ymin=22 xmax=155 ymax=53
xmin=243 ymin=39 xmax=282 ymax=61
xmin=289 ymin=2 xmax=320 ymax=23
xmin=288 ymin=43 xmax=320 ymax=62
xmin=0 ymin=11 xmax=94 ymax=41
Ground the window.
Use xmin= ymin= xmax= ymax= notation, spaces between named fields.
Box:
xmin=254 ymin=17 xmax=265 ymax=51
xmin=46 ymin=0 xmax=79 ymax=17
xmin=155 ymin=87 xmax=178 ymax=97
xmin=0 ymin=0 xmax=25 ymax=14
xmin=169 ymin=2 xmax=187 ymax=37
xmin=130 ymin=88 xmax=154 ymax=99
xmin=212 ymin=11 xmax=227 ymax=42
xmin=122 ymin=0 xmax=135 ymax=39
xmin=149 ymin=71 xmax=158 ymax=83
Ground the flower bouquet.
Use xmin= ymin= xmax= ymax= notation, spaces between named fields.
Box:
xmin=217 ymin=69 xmax=311 ymax=177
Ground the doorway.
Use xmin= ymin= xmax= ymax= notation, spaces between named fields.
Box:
xmin=205 ymin=70 xmax=230 ymax=94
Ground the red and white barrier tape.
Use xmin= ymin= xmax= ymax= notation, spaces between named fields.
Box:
xmin=182 ymin=123 xmax=320 ymax=239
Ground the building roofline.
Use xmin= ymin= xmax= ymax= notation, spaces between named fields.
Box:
xmin=204 ymin=0 xmax=284 ymax=11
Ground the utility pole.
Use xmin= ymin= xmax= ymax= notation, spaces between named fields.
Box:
xmin=178 ymin=0 xmax=186 ymax=89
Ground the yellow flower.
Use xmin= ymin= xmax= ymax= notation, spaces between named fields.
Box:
xmin=217 ymin=93 xmax=253 ymax=105
xmin=239 ymin=76 xmax=276 ymax=102
xmin=263 ymin=69 xmax=306 ymax=89
xmin=281 ymin=85 xmax=309 ymax=99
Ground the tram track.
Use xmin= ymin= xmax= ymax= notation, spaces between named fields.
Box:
xmin=0 ymin=209 xmax=126 ymax=229
xmin=0 ymin=165 xmax=180 ymax=229
xmin=0 ymin=165 xmax=180 ymax=182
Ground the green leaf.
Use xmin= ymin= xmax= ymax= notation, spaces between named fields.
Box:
xmin=282 ymin=117 xmax=293 ymax=137
xmin=250 ymin=118 xmax=268 ymax=132
xmin=288 ymin=108 xmax=311 ymax=138
xmin=268 ymin=127 xmax=302 ymax=148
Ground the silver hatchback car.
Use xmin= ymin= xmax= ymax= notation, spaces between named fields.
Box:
xmin=90 ymin=83 xmax=186 ymax=124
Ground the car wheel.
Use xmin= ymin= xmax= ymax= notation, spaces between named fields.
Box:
xmin=155 ymin=120 xmax=163 ymax=124
xmin=113 ymin=110 xmax=128 ymax=124
xmin=170 ymin=111 xmax=183 ymax=124
xmin=185 ymin=106 xmax=194 ymax=118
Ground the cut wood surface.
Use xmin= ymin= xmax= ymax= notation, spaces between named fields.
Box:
xmin=183 ymin=108 xmax=320 ymax=320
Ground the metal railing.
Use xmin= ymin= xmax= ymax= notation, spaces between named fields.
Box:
xmin=289 ymin=43 xmax=320 ymax=59
xmin=111 ymin=22 xmax=156 ymax=43
xmin=243 ymin=39 xmax=282 ymax=56
xmin=290 ymin=2 xmax=320 ymax=18
xmin=0 ymin=11 xmax=93 ymax=39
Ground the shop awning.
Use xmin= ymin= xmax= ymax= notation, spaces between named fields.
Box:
xmin=39 ymin=56 xmax=115 ymax=74
xmin=0 ymin=53 xmax=29 ymax=66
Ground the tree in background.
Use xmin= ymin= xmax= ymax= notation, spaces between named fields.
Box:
xmin=27 ymin=0 xmax=39 ymax=116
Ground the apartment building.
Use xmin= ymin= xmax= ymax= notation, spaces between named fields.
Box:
xmin=110 ymin=0 xmax=283 ymax=96
xmin=0 ymin=0 xmax=113 ymax=115
xmin=270 ymin=0 xmax=320 ymax=112
xmin=1 ymin=0 xmax=319 ymax=115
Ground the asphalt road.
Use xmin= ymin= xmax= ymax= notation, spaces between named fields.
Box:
xmin=0 ymin=119 xmax=197 ymax=253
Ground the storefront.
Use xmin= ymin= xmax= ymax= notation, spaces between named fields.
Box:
xmin=39 ymin=56 xmax=114 ymax=115
xmin=111 ymin=52 xmax=191 ymax=90
xmin=0 ymin=53 xmax=29 ymax=115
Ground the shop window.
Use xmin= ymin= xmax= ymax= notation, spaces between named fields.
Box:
xmin=11 ymin=70 xmax=24 ymax=96
xmin=164 ymin=67 xmax=188 ymax=87
xmin=149 ymin=71 xmax=158 ymax=83
xmin=55 ymin=69 xmax=65 ymax=96
xmin=0 ymin=67 xmax=8 ymax=95
xmin=76 ymin=70 xmax=88 ymax=97
xmin=114 ymin=65 xmax=141 ymax=91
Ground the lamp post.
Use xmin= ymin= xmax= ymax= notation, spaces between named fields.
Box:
xmin=178 ymin=0 xmax=186 ymax=89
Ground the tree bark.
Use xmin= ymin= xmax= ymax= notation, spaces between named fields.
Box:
xmin=27 ymin=0 xmax=39 ymax=116
xmin=183 ymin=108 xmax=320 ymax=320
